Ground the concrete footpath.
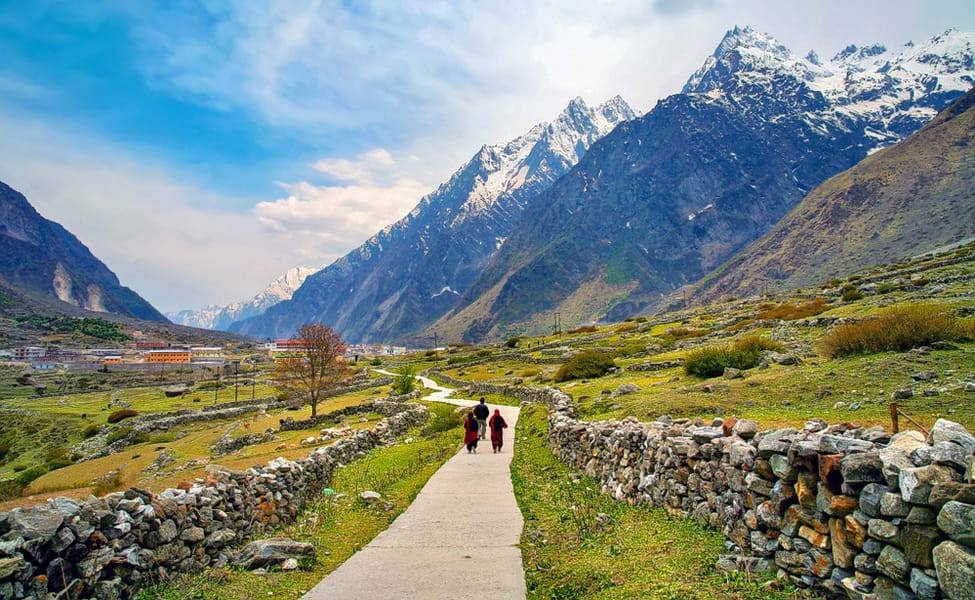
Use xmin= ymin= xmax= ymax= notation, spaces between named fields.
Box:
xmin=303 ymin=374 xmax=527 ymax=599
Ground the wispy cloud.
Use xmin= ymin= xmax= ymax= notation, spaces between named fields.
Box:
xmin=256 ymin=148 xmax=428 ymax=247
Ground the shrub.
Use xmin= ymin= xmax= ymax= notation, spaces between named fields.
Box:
xmin=44 ymin=447 xmax=72 ymax=470
xmin=877 ymin=282 xmax=897 ymax=294
xmin=82 ymin=423 xmax=101 ymax=438
xmin=615 ymin=322 xmax=638 ymax=332
xmin=392 ymin=365 xmax=416 ymax=395
xmin=16 ymin=466 xmax=48 ymax=486
xmin=684 ymin=336 xmax=785 ymax=378
xmin=553 ymin=351 xmax=615 ymax=382
xmin=504 ymin=336 xmax=521 ymax=349
xmin=911 ymin=277 xmax=930 ymax=287
xmin=369 ymin=357 xmax=383 ymax=366
xmin=91 ymin=470 xmax=124 ymax=496
xmin=819 ymin=303 xmax=967 ymax=357
xmin=107 ymin=408 xmax=139 ymax=423
xmin=665 ymin=326 xmax=707 ymax=340
xmin=614 ymin=340 xmax=648 ymax=358
xmin=520 ymin=368 xmax=541 ymax=378
xmin=840 ymin=284 xmax=863 ymax=302
xmin=569 ymin=325 xmax=598 ymax=334
xmin=757 ymin=297 xmax=829 ymax=321
xmin=0 ymin=440 xmax=9 ymax=461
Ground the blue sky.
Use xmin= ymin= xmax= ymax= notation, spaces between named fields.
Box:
xmin=1 ymin=0 xmax=974 ymax=311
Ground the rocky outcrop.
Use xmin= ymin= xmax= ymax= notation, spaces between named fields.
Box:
xmin=0 ymin=403 xmax=428 ymax=599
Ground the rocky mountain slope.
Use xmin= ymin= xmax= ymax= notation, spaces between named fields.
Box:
xmin=232 ymin=96 xmax=635 ymax=341
xmin=0 ymin=180 xmax=166 ymax=322
xmin=432 ymin=27 xmax=975 ymax=341
xmin=167 ymin=266 xmax=317 ymax=331
xmin=693 ymin=86 xmax=975 ymax=302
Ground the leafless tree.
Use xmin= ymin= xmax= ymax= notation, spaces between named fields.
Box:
xmin=274 ymin=323 xmax=350 ymax=417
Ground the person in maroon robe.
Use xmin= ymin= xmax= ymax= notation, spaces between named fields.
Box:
xmin=463 ymin=412 xmax=479 ymax=453
xmin=488 ymin=409 xmax=508 ymax=453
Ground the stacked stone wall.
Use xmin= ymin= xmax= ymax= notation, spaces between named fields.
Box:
xmin=0 ymin=404 xmax=429 ymax=599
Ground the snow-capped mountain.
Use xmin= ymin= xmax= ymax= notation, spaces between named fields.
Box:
xmin=232 ymin=96 xmax=635 ymax=341
xmin=684 ymin=26 xmax=975 ymax=146
xmin=168 ymin=266 xmax=318 ymax=331
xmin=433 ymin=26 xmax=975 ymax=341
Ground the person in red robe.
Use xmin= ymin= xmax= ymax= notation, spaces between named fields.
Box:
xmin=463 ymin=411 xmax=479 ymax=453
xmin=488 ymin=409 xmax=508 ymax=453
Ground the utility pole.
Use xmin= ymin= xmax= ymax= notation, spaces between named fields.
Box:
xmin=433 ymin=332 xmax=438 ymax=350
xmin=554 ymin=312 xmax=562 ymax=340
xmin=213 ymin=369 xmax=218 ymax=403
xmin=252 ymin=376 xmax=256 ymax=400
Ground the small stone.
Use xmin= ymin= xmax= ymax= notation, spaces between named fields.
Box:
xmin=902 ymin=525 xmax=941 ymax=568
xmin=181 ymin=526 xmax=206 ymax=542
xmin=892 ymin=388 xmax=914 ymax=400
xmin=933 ymin=541 xmax=975 ymax=600
xmin=723 ymin=367 xmax=742 ymax=379
xmin=931 ymin=419 xmax=975 ymax=454
xmin=868 ymin=519 xmax=900 ymax=545
xmin=731 ymin=419 xmax=758 ymax=440
xmin=938 ymin=501 xmax=975 ymax=548
xmin=912 ymin=371 xmax=937 ymax=381
xmin=842 ymin=451 xmax=884 ymax=484
xmin=359 ymin=491 xmax=382 ymax=503
xmin=880 ymin=492 xmax=911 ymax=517
xmin=281 ymin=558 xmax=299 ymax=570
xmin=876 ymin=545 xmax=911 ymax=584
xmin=900 ymin=464 xmax=960 ymax=503
xmin=860 ymin=483 xmax=889 ymax=517
xmin=909 ymin=568 xmax=940 ymax=600
xmin=932 ymin=441 xmax=972 ymax=471
xmin=929 ymin=482 xmax=975 ymax=510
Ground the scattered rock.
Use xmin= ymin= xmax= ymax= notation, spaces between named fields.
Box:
xmin=233 ymin=538 xmax=315 ymax=570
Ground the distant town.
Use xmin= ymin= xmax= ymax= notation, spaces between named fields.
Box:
xmin=0 ymin=340 xmax=413 ymax=372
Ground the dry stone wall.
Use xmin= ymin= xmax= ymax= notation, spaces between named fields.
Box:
xmin=0 ymin=403 xmax=428 ymax=599
xmin=435 ymin=369 xmax=975 ymax=600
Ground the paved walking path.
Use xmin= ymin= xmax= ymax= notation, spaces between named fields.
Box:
xmin=303 ymin=373 xmax=527 ymax=599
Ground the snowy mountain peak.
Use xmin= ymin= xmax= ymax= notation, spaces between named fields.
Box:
xmin=452 ymin=94 xmax=633 ymax=222
xmin=167 ymin=265 xmax=319 ymax=330
xmin=682 ymin=26 xmax=975 ymax=149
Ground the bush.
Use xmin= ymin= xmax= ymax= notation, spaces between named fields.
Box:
xmin=369 ymin=357 xmax=383 ymax=366
xmin=840 ymin=284 xmax=863 ymax=302
xmin=553 ymin=351 xmax=615 ymax=382
xmin=520 ymin=368 xmax=541 ymax=378
xmin=615 ymin=322 xmax=638 ymax=332
xmin=819 ymin=303 xmax=967 ymax=357
xmin=877 ymin=282 xmax=897 ymax=294
xmin=569 ymin=325 xmax=598 ymax=334
xmin=16 ymin=466 xmax=48 ymax=487
xmin=392 ymin=365 xmax=416 ymax=395
xmin=107 ymin=408 xmax=139 ymax=423
xmin=684 ymin=336 xmax=785 ymax=378
xmin=665 ymin=326 xmax=707 ymax=340
xmin=0 ymin=440 xmax=9 ymax=461
xmin=614 ymin=340 xmax=647 ymax=358
xmin=911 ymin=277 xmax=930 ymax=287
xmin=757 ymin=297 xmax=829 ymax=321
xmin=504 ymin=336 xmax=521 ymax=349
xmin=92 ymin=470 xmax=124 ymax=496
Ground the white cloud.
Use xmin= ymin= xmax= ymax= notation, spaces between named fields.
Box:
xmin=256 ymin=149 xmax=428 ymax=245
xmin=311 ymin=148 xmax=397 ymax=184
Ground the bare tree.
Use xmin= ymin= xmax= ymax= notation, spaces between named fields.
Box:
xmin=274 ymin=323 xmax=350 ymax=417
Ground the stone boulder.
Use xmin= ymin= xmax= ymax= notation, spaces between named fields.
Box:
xmin=232 ymin=538 xmax=315 ymax=570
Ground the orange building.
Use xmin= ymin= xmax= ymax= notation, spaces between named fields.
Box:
xmin=102 ymin=356 xmax=122 ymax=366
xmin=145 ymin=349 xmax=191 ymax=364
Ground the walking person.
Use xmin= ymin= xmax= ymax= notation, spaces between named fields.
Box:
xmin=488 ymin=409 xmax=508 ymax=453
xmin=474 ymin=397 xmax=490 ymax=440
xmin=463 ymin=411 xmax=479 ymax=453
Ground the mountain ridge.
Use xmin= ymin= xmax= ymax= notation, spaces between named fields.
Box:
xmin=0 ymin=180 xmax=167 ymax=323
xmin=430 ymin=26 xmax=975 ymax=342
xmin=232 ymin=95 xmax=635 ymax=342
xmin=692 ymin=85 xmax=975 ymax=302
